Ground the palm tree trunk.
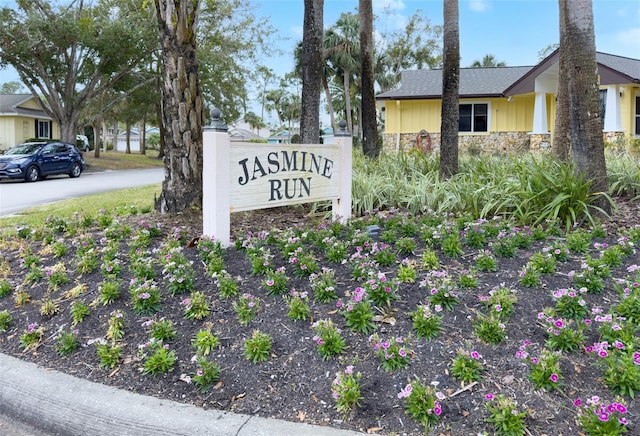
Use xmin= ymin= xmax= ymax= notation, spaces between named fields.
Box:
xmin=440 ymin=0 xmax=460 ymax=179
xmin=301 ymin=0 xmax=324 ymax=144
xmin=360 ymin=0 xmax=379 ymax=158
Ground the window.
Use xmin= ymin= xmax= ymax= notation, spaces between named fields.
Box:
xmin=459 ymin=103 xmax=488 ymax=132
xmin=37 ymin=120 xmax=50 ymax=139
xmin=635 ymin=95 xmax=640 ymax=136
xmin=599 ymin=89 xmax=607 ymax=129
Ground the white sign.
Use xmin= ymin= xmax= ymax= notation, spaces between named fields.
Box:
xmin=230 ymin=143 xmax=340 ymax=212
xmin=203 ymin=132 xmax=352 ymax=246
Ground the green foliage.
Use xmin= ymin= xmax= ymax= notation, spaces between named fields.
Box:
xmin=410 ymin=303 xmax=444 ymax=340
xmin=369 ymin=334 xmax=412 ymax=372
xmin=0 ymin=310 xmax=13 ymax=332
xmin=450 ymin=349 xmax=484 ymax=383
xmin=192 ymin=329 xmax=220 ymax=356
xmin=141 ymin=341 xmax=176 ymax=375
xmin=192 ymin=357 xmax=221 ymax=393
xmin=181 ymin=291 xmax=211 ymax=320
xmin=331 ymin=366 xmax=363 ymax=419
xmin=473 ymin=314 xmax=507 ymax=345
xmin=312 ymin=319 xmax=346 ymax=360
xmin=286 ymin=290 xmax=310 ymax=321
xmin=243 ymin=330 xmax=272 ymax=363
xmin=398 ymin=380 xmax=444 ymax=431
xmin=96 ymin=342 xmax=122 ymax=369
xmin=574 ymin=397 xmax=630 ymax=436
xmin=55 ymin=330 xmax=79 ymax=356
xmin=70 ymin=301 xmax=90 ymax=326
xmin=233 ymin=293 xmax=259 ymax=325
xmin=484 ymin=394 xmax=528 ymax=436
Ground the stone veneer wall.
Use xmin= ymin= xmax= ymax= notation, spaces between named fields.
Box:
xmin=382 ymin=131 xmax=624 ymax=154
xmin=382 ymin=131 xmax=534 ymax=155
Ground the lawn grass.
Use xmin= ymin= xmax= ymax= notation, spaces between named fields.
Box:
xmin=0 ymin=184 xmax=161 ymax=235
xmin=84 ymin=150 xmax=163 ymax=171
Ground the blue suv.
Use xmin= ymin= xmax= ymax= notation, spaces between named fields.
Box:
xmin=0 ymin=141 xmax=86 ymax=182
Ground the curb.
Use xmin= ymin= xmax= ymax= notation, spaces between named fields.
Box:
xmin=0 ymin=353 xmax=363 ymax=436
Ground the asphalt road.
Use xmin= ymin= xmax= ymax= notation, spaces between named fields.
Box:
xmin=0 ymin=168 xmax=164 ymax=217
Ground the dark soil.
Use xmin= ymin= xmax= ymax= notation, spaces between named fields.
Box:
xmin=1 ymin=201 xmax=639 ymax=435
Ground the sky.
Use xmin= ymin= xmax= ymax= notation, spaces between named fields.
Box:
xmin=1 ymin=0 xmax=639 ymax=125
xmin=255 ymin=0 xmax=640 ymax=77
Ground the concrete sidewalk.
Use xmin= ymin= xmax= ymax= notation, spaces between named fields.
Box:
xmin=0 ymin=353 xmax=363 ymax=436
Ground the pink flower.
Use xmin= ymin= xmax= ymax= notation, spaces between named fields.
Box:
xmin=550 ymin=373 xmax=559 ymax=383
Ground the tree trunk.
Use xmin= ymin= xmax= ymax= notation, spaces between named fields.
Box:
xmin=359 ymin=0 xmax=379 ymax=158
xmin=322 ymin=74 xmax=336 ymax=132
xmin=440 ymin=0 xmax=460 ymax=180
xmin=343 ymin=68 xmax=353 ymax=135
xmin=140 ymin=117 xmax=147 ymax=155
xmin=565 ymin=0 xmax=610 ymax=215
xmin=125 ymin=121 xmax=131 ymax=154
xmin=300 ymin=0 xmax=323 ymax=144
xmin=112 ymin=119 xmax=118 ymax=152
xmin=154 ymin=0 xmax=205 ymax=213
xmin=552 ymin=0 xmax=570 ymax=161
xmin=92 ymin=122 xmax=101 ymax=158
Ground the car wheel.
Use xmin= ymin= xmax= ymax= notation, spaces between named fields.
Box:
xmin=25 ymin=165 xmax=39 ymax=182
xmin=69 ymin=162 xmax=82 ymax=178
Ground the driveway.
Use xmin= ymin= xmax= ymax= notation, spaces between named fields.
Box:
xmin=0 ymin=168 xmax=163 ymax=217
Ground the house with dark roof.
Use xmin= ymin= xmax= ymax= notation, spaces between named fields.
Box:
xmin=376 ymin=50 xmax=640 ymax=153
xmin=0 ymin=94 xmax=59 ymax=151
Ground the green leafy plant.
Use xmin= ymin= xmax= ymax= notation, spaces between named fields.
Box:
xmin=479 ymin=286 xmax=518 ymax=318
xmin=95 ymin=341 xmax=122 ymax=369
xmin=309 ymin=268 xmax=338 ymax=303
xmin=70 ymin=301 xmax=90 ymax=326
xmin=396 ymin=236 xmax=417 ymax=255
xmin=424 ymin=272 xmax=459 ymax=311
xmin=39 ymin=299 xmax=59 ymax=317
xmin=587 ymin=342 xmax=640 ymax=398
xmin=451 ymin=349 xmax=484 ymax=383
xmin=262 ymin=266 xmax=289 ymax=295
xmin=311 ymin=318 xmax=346 ymax=360
xmin=410 ymin=303 xmax=444 ymax=340
xmin=181 ymin=291 xmax=211 ymax=320
xmin=0 ymin=278 xmax=12 ymax=298
xmin=147 ymin=318 xmax=176 ymax=342
xmin=233 ymin=293 xmax=260 ymax=325
xmin=331 ymin=366 xmax=363 ymax=418
xmin=552 ymin=287 xmax=589 ymax=320
xmin=574 ymin=396 xmax=629 ymax=435
xmin=243 ymin=330 xmax=272 ymax=363
xmin=475 ymin=249 xmax=497 ymax=272
xmin=539 ymin=313 xmax=585 ymax=352
xmin=213 ymin=270 xmax=239 ymax=298
xmin=370 ymin=334 xmax=411 ymax=372
xmin=473 ymin=314 xmax=507 ymax=345
xmin=516 ymin=342 xmax=563 ymax=391
xmin=458 ymin=268 xmax=478 ymax=288
xmin=98 ymin=279 xmax=121 ymax=305
xmin=398 ymin=380 xmax=444 ymax=432
xmin=192 ymin=329 xmax=220 ymax=356
xmin=140 ymin=339 xmax=176 ymax=375
xmin=363 ymin=271 xmax=398 ymax=306
xmin=420 ymin=248 xmax=441 ymax=270
xmin=55 ymin=330 xmax=79 ymax=356
xmin=129 ymin=278 xmax=161 ymax=314
xmin=518 ymin=264 xmax=540 ymax=287
xmin=45 ymin=262 xmax=70 ymax=290
xmin=106 ymin=310 xmax=125 ymax=342
xmin=397 ymin=258 xmax=417 ymax=283
xmin=286 ymin=290 xmax=310 ymax=321
xmin=339 ymin=287 xmax=376 ymax=334
xmin=192 ymin=357 xmax=221 ymax=393
xmin=19 ymin=322 xmax=44 ymax=350
xmin=0 ymin=310 xmax=14 ymax=332
xmin=484 ymin=393 xmax=528 ymax=436
xmin=441 ymin=233 xmax=463 ymax=258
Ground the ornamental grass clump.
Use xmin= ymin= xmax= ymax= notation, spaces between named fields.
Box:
xmin=398 ymin=380 xmax=444 ymax=432
xmin=410 ymin=303 xmax=444 ymax=340
xmin=311 ymin=318 xmax=346 ymax=360
xmin=338 ymin=287 xmax=376 ymax=334
xmin=331 ymin=365 xmax=363 ymax=418
xmin=484 ymin=393 xmax=528 ymax=436
xmin=369 ymin=334 xmax=411 ymax=372
xmin=573 ymin=396 xmax=630 ymax=435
